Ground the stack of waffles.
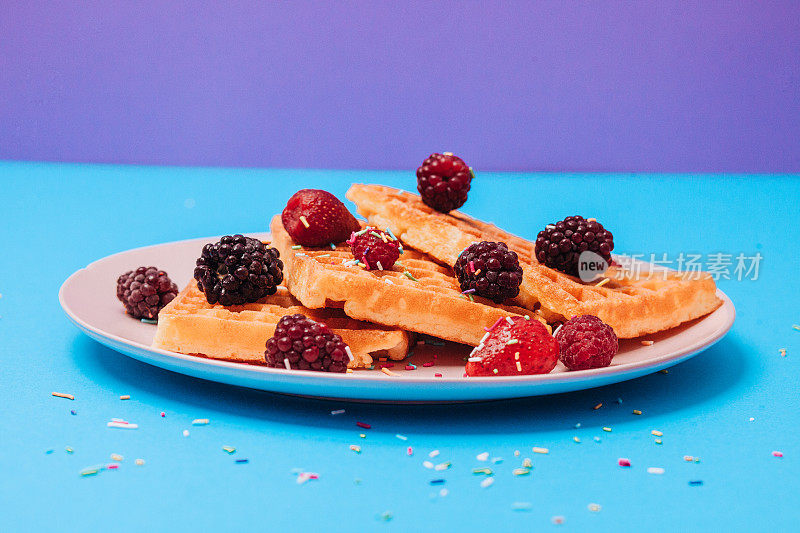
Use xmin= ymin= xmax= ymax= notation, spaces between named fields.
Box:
xmin=153 ymin=184 xmax=722 ymax=369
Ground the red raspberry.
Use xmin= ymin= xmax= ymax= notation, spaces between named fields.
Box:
xmin=265 ymin=314 xmax=350 ymax=372
xmin=348 ymin=227 xmax=401 ymax=270
xmin=465 ymin=317 xmax=558 ymax=377
xmin=555 ymin=315 xmax=618 ymax=371
xmin=416 ymin=152 xmax=473 ymax=213
xmin=282 ymin=189 xmax=361 ymax=247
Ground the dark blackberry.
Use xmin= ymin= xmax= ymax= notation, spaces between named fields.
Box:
xmin=116 ymin=266 xmax=178 ymax=319
xmin=535 ymin=216 xmax=614 ymax=277
xmin=416 ymin=152 xmax=473 ymax=213
xmin=265 ymin=314 xmax=350 ymax=372
xmin=193 ymin=235 xmax=283 ymax=306
xmin=454 ymin=241 xmax=523 ymax=304
xmin=347 ymin=227 xmax=401 ymax=270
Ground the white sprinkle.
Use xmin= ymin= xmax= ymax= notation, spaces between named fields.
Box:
xmin=553 ymin=324 xmax=563 ymax=337
xmin=107 ymin=422 xmax=138 ymax=429
xmin=532 ymin=447 xmax=549 ymax=454
xmin=135 ymin=458 xmax=145 ymax=466
xmin=191 ymin=418 xmax=209 ymax=426
xmin=588 ymin=503 xmax=602 ymax=512
xmin=439 ymin=488 xmax=448 ymax=497
xmin=505 ymin=317 xmax=514 ymax=326
xmin=749 ymin=417 xmax=755 ymax=422
xmin=479 ymin=332 xmax=491 ymax=345
xmin=428 ymin=450 xmax=440 ymax=458
xmin=284 ymin=358 xmax=291 ymax=370
xmin=330 ymin=409 xmax=345 ymax=415
xmin=467 ymin=357 xmax=483 ymax=362
xmin=434 ymin=462 xmax=450 ymax=471
xmin=476 ymin=452 xmax=489 ymax=461
xmin=575 ymin=422 xmax=582 ymax=428
xmin=377 ymin=261 xmax=383 ymax=271
xmin=647 ymin=467 xmax=665 ymax=475
xmin=385 ymin=279 xmax=394 ymax=285
xmin=345 ymin=346 xmax=354 ymax=362
xmin=182 ymin=429 xmax=190 ymax=437
xmin=395 ymin=434 xmax=408 ymax=441
xmin=516 ymin=361 xmax=522 ymax=372
xmin=480 ymin=477 xmax=494 ymax=488
xmin=423 ymin=461 xmax=434 ymax=469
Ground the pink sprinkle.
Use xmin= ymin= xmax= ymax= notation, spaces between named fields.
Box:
xmin=380 ymin=363 xmax=394 ymax=369
xmin=434 ymin=373 xmax=443 ymax=378
xmin=356 ymin=422 xmax=371 ymax=429
xmin=107 ymin=464 xmax=119 ymax=470
xmin=407 ymin=447 xmax=413 ymax=456
xmin=773 ymin=451 xmax=784 ymax=457
xmin=484 ymin=317 xmax=505 ymax=332
xmin=404 ymin=365 xmax=415 ymax=371
xmin=469 ymin=261 xmax=476 ymax=273
xmin=422 ymin=362 xmax=434 ymax=367
xmin=160 ymin=412 xmax=165 ymax=417
xmin=362 ymin=256 xmax=371 ymax=269
xmin=618 ymin=458 xmax=631 ymax=467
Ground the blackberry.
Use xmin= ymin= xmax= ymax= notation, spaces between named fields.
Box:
xmin=535 ymin=216 xmax=614 ymax=277
xmin=416 ymin=152 xmax=473 ymax=213
xmin=265 ymin=314 xmax=350 ymax=372
xmin=193 ymin=235 xmax=283 ymax=306
xmin=454 ymin=241 xmax=523 ymax=304
xmin=116 ymin=266 xmax=178 ymax=319
xmin=348 ymin=227 xmax=401 ymax=270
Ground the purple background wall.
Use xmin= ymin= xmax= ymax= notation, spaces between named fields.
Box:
xmin=1 ymin=1 xmax=798 ymax=172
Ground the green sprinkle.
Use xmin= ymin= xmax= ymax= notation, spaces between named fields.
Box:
xmin=379 ymin=511 xmax=393 ymax=522
xmin=403 ymin=271 xmax=419 ymax=282
xmin=512 ymin=502 xmax=533 ymax=511
xmin=472 ymin=467 xmax=493 ymax=475
xmin=354 ymin=229 xmax=368 ymax=237
xmin=793 ymin=325 xmax=800 ymax=331
xmin=369 ymin=231 xmax=384 ymax=239
xmin=513 ymin=468 xmax=531 ymax=476
xmin=469 ymin=167 xmax=476 ymax=180
xmin=385 ymin=228 xmax=398 ymax=241
xmin=316 ymin=253 xmax=331 ymax=258
xmin=140 ymin=318 xmax=157 ymax=324
xmin=65 ymin=447 xmax=74 ymax=454
xmin=330 ymin=243 xmax=336 ymax=250
xmin=79 ymin=465 xmax=102 ymax=477
xmin=291 ymin=245 xmax=302 ymax=250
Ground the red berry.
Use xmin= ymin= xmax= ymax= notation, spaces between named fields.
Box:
xmin=416 ymin=152 xmax=473 ymax=213
xmin=465 ymin=317 xmax=558 ymax=377
xmin=555 ymin=315 xmax=618 ymax=371
xmin=282 ymin=189 xmax=361 ymax=247
xmin=348 ymin=227 xmax=401 ymax=270
xmin=265 ymin=314 xmax=350 ymax=372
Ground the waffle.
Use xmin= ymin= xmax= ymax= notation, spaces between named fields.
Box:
xmin=152 ymin=281 xmax=412 ymax=368
xmin=347 ymin=184 xmax=723 ymax=338
xmin=270 ymin=216 xmax=546 ymax=346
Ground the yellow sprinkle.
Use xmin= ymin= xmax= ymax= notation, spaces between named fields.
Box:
xmin=65 ymin=447 xmax=74 ymax=454
xmin=641 ymin=340 xmax=654 ymax=346
xmin=633 ymin=410 xmax=642 ymax=415
xmin=651 ymin=430 xmax=663 ymax=437
xmin=684 ymin=455 xmax=694 ymax=462
xmin=602 ymin=427 xmax=612 ymax=432
xmin=655 ymin=439 xmax=663 ymax=445
xmin=110 ymin=453 xmax=123 ymax=461
xmin=779 ymin=348 xmax=787 ymax=357
xmin=573 ymin=436 xmax=581 ymax=443
xmin=359 ymin=434 xmax=366 ymax=438
xmin=513 ymin=468 xmax=530 ymax=476
xmin=532 ymin=447 xmax=549 ymax=454
xmin=381 ymin=367 xmax=398 ymax=377
xmin=588 ymin=503 xmax=602 ymax=512
xmin=793 ymin=324 xmax=800 ymax=331
xmin=593 ymin=403 xmax=602 ymax=410
xmin=299 ymin=215 xmax=310 ymax=228
xmin=350 ymin=444 xmax=361 ymax=453
xmin=192 ymin=419 xmax=210 ymax=426
xmin=346 ymin=369 xmax=353 ymax=373
xmin=119 ymin=395 xmax=130 ymax=400
xmin=52 ymin=392 xmax=74 ymax=400
xmin=135 ymin=459 xmax=145 ymax=466
xmin=595 ymin=278 xmax=610 ymax=287
xmin=522 ymin=458 xmax=532 ymax=468
xmin=222 ymin=446 xmax=236 ymax=454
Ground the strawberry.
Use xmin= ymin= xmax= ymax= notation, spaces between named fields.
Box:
xmin=465 ymin=316 xmax=558 ymax=377
xmin=282 ymin=189 xmax=361 ymax=246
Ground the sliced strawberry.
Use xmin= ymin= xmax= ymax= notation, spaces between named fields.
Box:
xmin=282 ymin=189 xmax=361 ymax=246
xmin=465 ymin=317 xmax=558 ymax=377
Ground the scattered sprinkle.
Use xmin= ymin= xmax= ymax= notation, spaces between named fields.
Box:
xmin=135 ymin=459 xmax=145 ymax=466
xmin=749 ymin=417 xmax=755 ymax=422
xmin=292 ymin=245 xmax=302 ymax=250
xmin=603 ymin=427 xmax=612 ymax=432
xmin=633 ymin=410 xmax=642 ymax=415
xmin=513 ymin=468 xmax=530 ymax=476
xmin=616 ymin=397 xmax=623 ymax=404
xmin=618 ymin=458 xmax=631 ymax=467
xmin=532 ymin=447 xmax=549 ymax=454
xmin=594 ymin=436 xmax=601 ymax=442
xmin=119 ymin=395 xmax=130 ymax=400
xmin=651 ymin=430 xmax=663 ymax=437
xmin=588 ymin=503 xmax=602 ymax=512
xmin=641 ymin=340 xmax=654 ymax=346
xmin=793 ymin=324 xmax=800 ymax=331
xmin=660 ymin=369 xmax=669 ymax=374
xmin=435 ymin=462 xmax=451 ymax=471
xmin=107 ymin=422 xmax=138 ymax=430
xmin=403 ymin=270 xmax=419 ymax=282
xmin=683 ymin=455 xmax=695 ymax=462
xmin=593 ymin=403 xmax=602 ymax=410
xmin=222 ymin=446 xmax=236 ymax=454
xmin=357 ymin=421 xmax=371 ymax=429
xmin=551 ymin=516 xmax=565 ymax=525
xmin=434 ymin=373 xmax=443 ymax=377
xmin=345 ymin=346 xmax=354 ymax=362
xmin=161 ymin=412 xmax=165 ymax=417
xmin=330 ymin=243 xmax=337 ymax=250
xmin=299 ymin=215 xmax=310 ymax=228
xmin=573 ymin=436 xmax=581 ymax=443
xmin=512 ymin=502 xmax=533 ymax=512
xmin=422 ymin=361 xmax=435 ymax=367
xmin=514 ymin=450 xmax=520 ymax=456
xmin=378 ymin=511 xmax=393 ymax=522
xmin=477 ymin=452 xmax=489 ymax=461
xmin=65 ymin=447 xmax=74 ymax=454
xmin=491 ymin=457 xmax=504 ymax=464
xmin=283 ymin=358 xmax=291 ymax=370
xmin=381 ymin=367 xmax=399 ymax=376
xmin=779 ymin=348 xmax=787 ymax=357
xmin=480 ymin=477 xmax=494 ymax=488
xmin=317 ymin=253 xmax=331 ymax=258
xmin=473 ymin=467 xmax=493 ymax=475
xmin=80 ymin=466 xmax=101 ymax=477
xmin=595 ymin=277 xmax=610 ymax=287
xmin=429 ymin=479 xmax=446 ymax=485
xmin=395 ymin=434 xmax=408 ymax=441
xmin=429 ymin=450 xmax=440 ymax=458
xmin=350 ymin=445 xmax=361 ymax=454
xmin=689 ymin=480 xmax=704 ymax=486
xmin=359 ymin=433 xmax=366 ymax=438
xmin=505 ymin=316 xmax=514 ymax=326
xmin=330 ymin=409 xmax=345 ymax=415
xmin=70 ymin=410 xmax=77 ymax=415
xmin=45 ymin=449 xmax=54 ymax=454
xmin=407 ymin=447 xmax=413 ymax=456
xmin=404 ymin=364 xmax=417 ymax=370
xmin=655 ymin=439 xmax=663 ymax=445
xmin=296 ymin=472 xmax=319 ymax=484
xmin=522 ymin=458 xmax=532 ymax=468
xmin=235 ymin=458 xmax=249 ymax=464
xmin=647 ymin=467 xmax=665 ymax=475
xmin=182 ymin=429 xmax=190 ymax=437
xmin=484 ymin=317 xmax=505 ymax=332
xmin=192 ymin=418 xmax=210 ymax=426
xmin=52 ymin=392 xmax=74 ymax=401
xmin=423 ymin=461 xmax=434 ymax=469
xmin=773 ymin=451 xmax=784 ymax=457
xmin=575 ymin=422 xmax=582 ymax=428
xmin=140 ymin=318 xmax=158 ymax=324
xmin=110 ymin=453 xmax=123 ymax=462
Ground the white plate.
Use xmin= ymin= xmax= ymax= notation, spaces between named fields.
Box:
xmin=59 ymin=234 xmax=735 ymax=402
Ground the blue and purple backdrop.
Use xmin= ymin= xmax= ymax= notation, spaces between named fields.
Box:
xmin=1 ymin=1 xmax=798 ymax=172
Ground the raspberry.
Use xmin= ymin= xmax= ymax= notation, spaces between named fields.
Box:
xmin=535 ymin=216 xmax=614 ymax=277
xmin=465 ymin=316 xmax=558 ymax=377
xmin=555 ymin=315 xmax=618 ymax=371
xmin=193 ymin=235 xmax=283 ymax=306
xmin=282 ymin=189 xmax=361 ymax=246
xmin=454 ymin=241 xmax=523 ymax=304
xmin=348 ymin=227 xmax=401 ymax=270
xmin=265 ymin=314 xmax=350 ymax=372
xmin=416 ymin=152 xmax=473 ymax=213
xmin=116 ymin=267 xmax=178 ymax=319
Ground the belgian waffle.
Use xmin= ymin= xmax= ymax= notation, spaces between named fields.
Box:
xmin=347 ymin=184 xmax=722 ymax=338
xmin=152 ymin=281 xmax=412 ymax=368
xmin=270 ymin=216 xmax=546 ymax=346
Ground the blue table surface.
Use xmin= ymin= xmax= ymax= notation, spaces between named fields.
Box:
xmin=1 ymin=161 xmax=798 ymax=532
